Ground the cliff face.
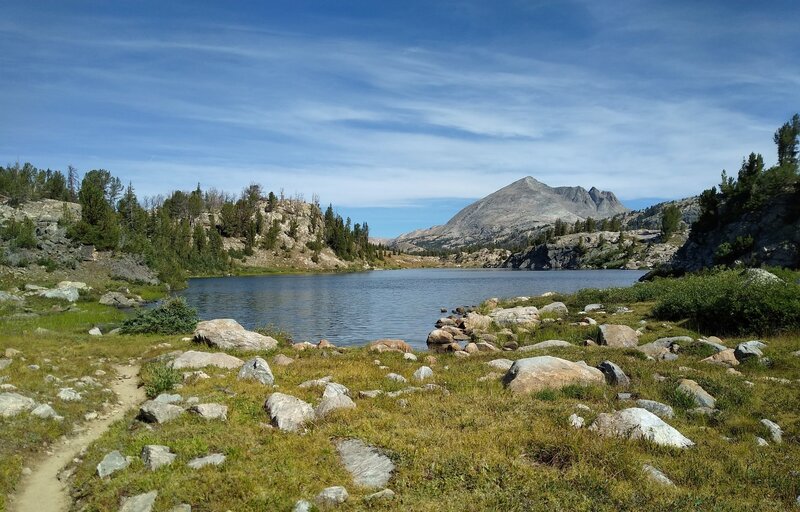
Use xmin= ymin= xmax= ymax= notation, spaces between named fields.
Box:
xmin=668 ymin=191 xmax=800 ymax=272
xmin=393 ymin=177 xmax=627 ymax=250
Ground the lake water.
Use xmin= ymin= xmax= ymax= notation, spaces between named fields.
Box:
xmin=181 ymin=269 xmax=646 ymax=349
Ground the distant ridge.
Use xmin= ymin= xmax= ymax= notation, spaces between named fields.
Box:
xmin=392 ymin=176 xmax=627 ymax=250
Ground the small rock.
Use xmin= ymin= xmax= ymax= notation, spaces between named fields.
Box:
xmin=734 ymin=341 xmax=764 ymax=362
xmin=237 ymin=357 xmax=274 ymax=386
xmin=589 ymin=407 xmax=694 ymax=448
xmin=0 ymin=392 xmax=36 ymax=417
xmin=187 ymin=453 xmax=226 ymax=469
xmin=31 ymin=403 xmax=63 ymax=421
xmin=365 ymin=489 xmax=396 ymax=501
xmin=97 ymin=450 xmax=130 ymax=478
xmin=335 ymin=438 xmax=395 ymax=489
xmin=189 ymin=403 xmax=228 ymax=421
xmin=141 ymin=445 xmax=176 ymax=471
xmin=598 ymin=324 xmax=638 ymax=348
xmin=298 ymin=376 xmax=333 ymax=389
xmin=265 ymin=393 xmax=315 ymax=432
xmin=315 ymin=393 xmax=356 ymax=417
xmin=88 ymin=327 xmax=102 ymax=336
xmin=677 ymin=379 xmax=716 ymax=409
xmin=760 ymin=419 xmax=783 ymax=444
xmin=0 ymin=358 xmax=12 ymax=370
xmin=153 ymin=393 xmax=182 ymax=404
xmin=359 ymin=390 xmax=383 ymax=398
xmin=119 ymin=491 xmax=158 ymax=512
xmin=273 ymin=354 xmax=295 ymax=366
xmin=316 ymin=486 xmax=349 ymax=506
xmin=518 ymin=340 xmax=573 ymax=352
xmin=170 ymin=350 xmax=244 ymax=370
xmin=569 ymin=413 xmax=585 ymax=428
xmin=57 ymin=388 xmax=82 ymax=401
xmin=635 ymin=399 xmax=674 ymax=419
xmin=403 ymin=352 xmax=418 ymax=361
xmin=643 ymin=464 xmax=674 ymax=486
xmin=293 ymin=500 xmax=312 ymax=512
xmin=597 ymin=360 xmax=630 ymax=387
xmin=386 ymin=373 xmax=407 ymax=383
xmin=413 ymin=366 xmax=433 ymax=381
xmin=755 ymin=436 xmax=769 ymax=447
xmin=486 ymin=359 xmax=514 ymax=371
xmin=138 ymin=400 xmax=185 ymax=424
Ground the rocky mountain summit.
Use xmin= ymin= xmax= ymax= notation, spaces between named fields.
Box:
xmin=392 ymin=177 xmax=627 ymax=250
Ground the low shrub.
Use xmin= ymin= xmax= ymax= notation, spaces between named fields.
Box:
xmin=120 ymin=297 xmax=198 ymax=334
xmin=255 ymin=323 xmax=294 ymax=346
xmin=141 ymin=362 xmax=182 ymax=398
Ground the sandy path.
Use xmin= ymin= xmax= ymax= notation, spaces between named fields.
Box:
xmin=11 ymin=364 xmax=145 ymax=512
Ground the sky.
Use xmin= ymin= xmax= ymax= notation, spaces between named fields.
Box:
xmin=1 ymin=1 xmax=798 ymax=237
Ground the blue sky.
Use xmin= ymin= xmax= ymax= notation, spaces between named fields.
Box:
xmin=1 ymin=1 xmax=798 ymax=237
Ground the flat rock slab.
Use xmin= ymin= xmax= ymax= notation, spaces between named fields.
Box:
xmin=265 ymin=392 xmax=315 ymax=432
xmin=368 ymin=339 xmax=413 ymax=353
xmin=316 ymin=486 xmax=349 ymax=506
xmin=518 ymin=340 xmax=572 ymax=352
xmin=119 ymin=491 xmax=158 ymax=512
xmin=0 ymin=392 xmax=36 ymax=417
xmin=598 ymin=324 xmax=639 ymax=348
xmin=489 ymin=306 xmax=540 ymax=326
xmin=97 ymin=450 xmax=130 ymax=478
xmin=187 ymin=453 xmax=226 ymax=469
xmin=190 ymin=403 xmax=228 ymax=420
xmin=58 ymin=387 xmax=82 ymax=401
xmin=194 ymin=319 xmax=278 ymax=352
xmin=335 ymin=439 xmax=395 ymax=489
xmin=170 ymin=350 xmax=244 ymax=370
xmin=589 ymin=407 xmax=694 ymax=448
xmin=141 ymin=445 xmax=176 ymax=471
xmin=138 ymin=400 xmax=185 ymax=424
xmin=237 ymin=357 xmax=274 ymax=385
xmin=502 ymin=356 xmax=605 ymax=394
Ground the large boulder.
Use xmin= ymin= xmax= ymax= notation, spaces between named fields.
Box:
xmin=137 ymin=400 xmax=185 ymax=424
xmin=701 ymin=349 xmax=739 ymax=367
xmin=589 ymin=407 xmax=694 ymax=448
xmin=97 ymin=450 xmax=131 ymax=478
xmin=368 ymin=339 xmax=412 ymax=353
xmin=141 ymin=445 xmax=176 ymax=471
xmin=502 ymin=356 xmax=605 ymax=394
xmin=315 ymin=393 xmax=356 ymax=418
xmin=426 ymin=329 xmax=454 ymax=345
xmin=597 ymin=360 xmax=630 ymax=387
xmin=463 ymin=312 xmax=492 ymax=331
xmin=489 ymin=306 xmax=540 ymax=327
xmin=265 ymin=393 xmax=315 ymax=432
xmin=0 ymin=392 xmax=36 ymax=417
xmin=335 ymin=439 xmax=395 ymax=489
xmin=237 ymin=357 xmax=274 ymax=385
xmin=734 ymin=341 xmax=765 ymax=362
xmin=193 ymin=319 xmax=278 ymax=352
xmin=598 ymin=324 xmax=639 ymax=348
xmin=170 ymin=350 xmax=244 ymax=370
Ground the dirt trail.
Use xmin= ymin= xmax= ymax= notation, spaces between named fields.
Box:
xmin=11 ymin=364 xmax=145 ymax=512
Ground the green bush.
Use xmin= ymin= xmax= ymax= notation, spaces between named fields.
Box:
xmin=1 ymin=217 xmax=37 ymax=249
xmin=651 ymin=269 xmax=800 ymax=335
xmin=120 ymin=297 xmax=198 ymax=334
xmin=141 ymin=362 xmax=182 ymax=398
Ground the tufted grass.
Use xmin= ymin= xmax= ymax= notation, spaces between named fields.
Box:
xmin=0 ymin=279 xmax=798 ymax=511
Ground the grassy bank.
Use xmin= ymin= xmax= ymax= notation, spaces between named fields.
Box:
xmin=0 ymin=269 xmax=799 ymax=510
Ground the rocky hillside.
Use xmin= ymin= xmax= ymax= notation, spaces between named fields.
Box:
xmin=620 ymin=196 xmax=700 ymax=231
xmin=392 ymin=177 xmax=627 ymax=250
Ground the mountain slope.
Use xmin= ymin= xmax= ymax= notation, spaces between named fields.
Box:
xmin=392 ymin=176 xmax=628 ymax=250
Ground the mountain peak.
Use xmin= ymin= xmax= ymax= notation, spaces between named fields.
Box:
xmin=394 ymin=176 xmax=627 ymax=250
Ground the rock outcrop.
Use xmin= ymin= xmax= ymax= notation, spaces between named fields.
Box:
xmin=502 ymin=356 xmax=605 ymax=394
xmin=193 ymin=319 xmax=278 ymax=352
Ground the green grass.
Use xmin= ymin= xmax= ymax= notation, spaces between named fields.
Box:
xmin=1 ymin=273 xmax=799 ymax=511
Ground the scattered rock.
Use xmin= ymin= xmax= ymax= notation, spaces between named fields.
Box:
xmin=701 ymin=349 xmax=739 ymax=367
xmin=316 ymin=393 xmax=356 ymax=417
xmin=643 ymin=464 xmax=675 ymax=486
xmin=403 ymin=352 xmax=418 ymax=361
xmin=193 ymin=319 xmax=278 ymax=352
xmin=386 ymin=373 xmax=407 ymax=383
xmin=170 ymin=350 xmax=244 ymax=370
xmin=137 ymin=400 xmax=185 ymax=424
xmin=369 ymin=339 xmax=412 ymax=353
xmin=569 ymin=413 xmax=585 ymax=428
xmin=502 ymin=356 xmax=605 ymax=394
xmin=0 ymin=358 xmax=12 ymax=370
xmin=316 ymin=486 xmax=349 ymax=507
xmin=589 ymin=407 xmax=694 ymax=448
xmin=299 ymin=376 xmax=333 ymax=389
xmin=598 ymin=324 xmax=638 ymax=348
xmin=464 ymin=312 xmax=492 ymax=331
xmin=31 ymin=403 xmax=63 ymax=421
xmin=359 ymin=390 xmax=383 ymax=398
xmin=734 ymin=341 xmax=765 ymax=362
xmin=597 ymin=360 xmax=631 ymax=387
xmin=273 ymin=354 xmax=295 ymax=366
xmin=265 ymin=393 xmax=315 ymax=432
xmin=335 ymin=438 xmax=395 ymax=489
xmin=584 ymin=303 xmax=604 ymax=312
xmin=97 ymin=450 xmax=131 ymax=479
xmin=365 ymin=489 xmax=396 ymax=502
xmin=141 ymin=445 xmax=176 ymax=471
xmin=413 ymin=366 xmax=433 ymax=381
xmin=760 ymin=419 xmax=783 ymax=444
xmin=119 ymin=491 xmax=158 ymax=512
xmin=237 ymin=357 xmax=275 ymax=385
xmin=153 ymin=393 xmax=182 ymax=404
xmin=99 ymin=291 xmax=141 ymax=308
xmin=677 ymin=379 xmax=716 ymax=409
xmin=489 ymin=306 xmax=540 ymax=326
xmin=635 ymin=399 xmax=675 ymax=419
xmin=518 ymin=339 xmax=573 ymax=352
xmin=0 ymin=392 xmax=36 ymax=417
xmin=189 ymin=403 xmax=228 ymax=421
xmin=88 ymin=327 xmax=102 ymax=336
xmin=187 ymin=453 xmax=226 ymax=469
xmin=293 ymin=500 xmax=312 ymax=512
xmin=486 ymin=359 xmax=514 ymax=371
xmin=57 ymin=388 xmax=82 ymax=401
xmin=540 ymin=302 xmax=568 ymax=316
xmin=756 ymin=436 xmax=769 ymax=447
